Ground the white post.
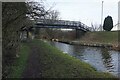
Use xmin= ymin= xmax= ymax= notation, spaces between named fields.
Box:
xmin=101 ymin=1 xmax=104 ymax=31
xmin=118 ymin=1 xmax=120 ymax=30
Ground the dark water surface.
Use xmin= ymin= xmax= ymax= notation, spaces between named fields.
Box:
xmin=49 ymin=41 xmax=120 ymax=77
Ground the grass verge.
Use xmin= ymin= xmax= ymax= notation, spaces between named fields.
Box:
xmin=79 ymin=31 xmax=118 ymax=44
xmin=8 ymin=43 xmax=30 ymax=78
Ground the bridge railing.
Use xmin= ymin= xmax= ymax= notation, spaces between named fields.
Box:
xmin=36 ymin=19 xmax=93 ymax=31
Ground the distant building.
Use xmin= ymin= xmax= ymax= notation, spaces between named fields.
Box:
xmin=118 ymin=1 xmax=120 ymax=30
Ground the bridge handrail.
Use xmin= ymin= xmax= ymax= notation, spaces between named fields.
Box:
xmin=36 ymin=19 xmax=93 ymax=31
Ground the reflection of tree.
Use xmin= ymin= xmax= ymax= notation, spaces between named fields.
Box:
xmin=101 ymin=48 xmax=113 ymax=69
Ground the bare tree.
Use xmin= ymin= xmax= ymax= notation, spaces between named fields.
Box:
xmin=44 ymin=10 xmax=60 ymax=23
xmin=26 ymin=1 xmax=61 ymax=39
xmin=91 ymin=23 xmax=100 ymax=31
xmin=44 ymin=10 xmax=60 ymax=39
xmin=2 ymin=1 xmax=56 ymax=77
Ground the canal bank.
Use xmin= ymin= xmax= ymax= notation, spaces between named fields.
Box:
xmin=57 ymin=31 xmax=120 ymax=51
xmin=49 ymin=41 xmax=120 ymax=77
xmin=7 ymin=39 xmax=115 ymax=78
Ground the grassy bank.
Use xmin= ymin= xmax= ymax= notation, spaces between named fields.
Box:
xmin=8 ymin=40 xmax=115 ymax=78
xmin=77 ymin=31 xmax=120 ymax=50
xmin=58 ymin=31 xmax=120 ymax=50
xmin=37 ymin=41 xmax=114 ymax=78
xmin=80 ymin=31 xmax=118 ymax=44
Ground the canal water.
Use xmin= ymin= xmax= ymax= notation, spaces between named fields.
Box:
xmin=49 ymin=41 xmax=120 ymax=77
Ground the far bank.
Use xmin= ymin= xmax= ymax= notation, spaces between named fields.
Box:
xmin=57 ymin=31 xmax=120 ymax=51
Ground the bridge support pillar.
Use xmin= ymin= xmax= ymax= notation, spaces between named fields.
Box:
xmin=76 ymin=29 xmax=86 ymax=39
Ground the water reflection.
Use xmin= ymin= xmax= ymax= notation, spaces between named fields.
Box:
xmin=118 ymin=53 xmax=120 ymax=77
xmin=49 ymin=41 xmax=119 ymax=76
xmin=50 ymin=42 xmax=74 ymax=55
xmin=100 ymin=48 xmax=113 ymax=71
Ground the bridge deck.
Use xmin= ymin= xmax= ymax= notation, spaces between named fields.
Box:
xmin=31 ymin=19 xmax=93 ymax=31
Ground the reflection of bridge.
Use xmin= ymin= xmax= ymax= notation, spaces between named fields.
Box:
xmin=31 ymin=19 xmax=93 ymax=31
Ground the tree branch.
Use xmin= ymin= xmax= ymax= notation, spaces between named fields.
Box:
xmin=3 ymin=12 xmax=26 ymax=30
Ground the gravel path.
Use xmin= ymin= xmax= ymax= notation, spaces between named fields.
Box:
xmin=22 ymin=44 xmax=42 ymax=78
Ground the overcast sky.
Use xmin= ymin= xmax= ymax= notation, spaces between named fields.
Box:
xmin=42 ymin=0 xmax=119 ymax=30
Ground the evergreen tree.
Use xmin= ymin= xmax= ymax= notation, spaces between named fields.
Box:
xmin=103 ymin=16 xmax=113 ymax=31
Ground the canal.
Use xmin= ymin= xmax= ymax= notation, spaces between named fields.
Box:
xmin=49 ymin=41 xmax=120 ymax=77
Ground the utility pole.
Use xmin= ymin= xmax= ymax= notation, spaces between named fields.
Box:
xmin=101 ymin=1 xmax=104 ymax=31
